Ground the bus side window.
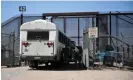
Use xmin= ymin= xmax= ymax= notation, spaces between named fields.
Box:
xmin=61 ymin=33 xmax=63 ymax=43
xmin=62 ymin=34 xmax=65 ymax=44
xmin=64 ymin=35 xmax=66 ymax=45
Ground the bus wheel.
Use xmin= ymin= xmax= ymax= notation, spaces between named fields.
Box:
xmin=29 ymin=61 xmax=38 ymax=69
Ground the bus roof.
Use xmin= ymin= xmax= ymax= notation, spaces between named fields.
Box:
xmin=20 ymin=19 xmax=56 ymax=30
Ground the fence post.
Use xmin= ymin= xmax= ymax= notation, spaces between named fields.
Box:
xmin=20 ymin=13 xmax=23 ymax=25
xmin=13 ymin=31 xmax=15 ymax=66
xmin=8 ymin=33 xmax=11 ymax=66
xmin=132 ymin=45 xmax=133 ymax=55
xmin=127 ymin=45 xmax=130 ymax=59
xmin=121 ymin=33 xmax=124 ymax=66
xmin=109 ymin=12 xmax=112 ymax=45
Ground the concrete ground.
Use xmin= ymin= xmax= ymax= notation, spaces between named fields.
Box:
xmin=1 ymin=64 xmax=133 ymax=80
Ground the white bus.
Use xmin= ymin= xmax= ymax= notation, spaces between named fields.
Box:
xmin=20 ymin=19 xmax=74 ymax=68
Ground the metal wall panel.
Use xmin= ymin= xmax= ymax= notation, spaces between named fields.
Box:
xmin=66 ymin=18 xmax=78 ymax=36
xmin=53 ymin=18 xmax=64 ymax=32
xmin=23 ymin=16 xmax=42 ymax=23
xmin=80 ymin=18 xmax=89 ymax=37
xmin=98 ymin=15 xmax=108 ymax=50
xmin=2 ymin=18 xmax=20 ymax=37
xmin=109 ymin=15 xmax=133 ymax=46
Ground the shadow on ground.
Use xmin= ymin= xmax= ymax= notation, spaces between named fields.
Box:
xmin=124 ymin=67 xmax=133 ymax=72
xmin=96 ymin=66 xmax=133 ymax=72
xmin=28 ymin=63 xmax=87 ymax=71
xmin=28 ymin=63 xmax=133 ymax=72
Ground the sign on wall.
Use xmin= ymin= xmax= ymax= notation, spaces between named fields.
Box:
xmin=88 ymin=27 xmax=98 ymax=38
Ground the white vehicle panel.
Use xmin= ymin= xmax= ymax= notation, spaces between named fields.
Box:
xmin=22 ymin=41 xmax=54 ymax=56
xmin=20 ymin=31 xmax=27 ymax=41
xmin=20 ymin=31 xmax=27 ymax=55
xmin=21 ymin=30 xmax=56 ymax=56
xmin=20 ymin=20 xmax=64 ymax=59
xmin=49 ymin=31 xmax=56 ymax=41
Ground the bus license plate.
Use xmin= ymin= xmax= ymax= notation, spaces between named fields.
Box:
xmin=34 ymin=57 xmax=41 ymax=59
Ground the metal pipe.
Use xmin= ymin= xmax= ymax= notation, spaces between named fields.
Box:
xmin=53 ymin=16 xmax=97 ymax=19
xmin=116 ymin=15 xmax=119 ymax=51
xmin=51 ymin=16 xmax=53 ymax=22
xmin=110 ymin=12 xmax=112 ymax=45
xmin=20 ymin=13 xmax=23 ymax=25
xmin=43 ymin=12 xmax=133 ymax=17
xmin=117 ymin=16 xmax=133 ymax=25
xmin=69 ymin=36 xmax=82 ymax=38
xmin=116 ymin=11 xmax=133 ymax=20
xmin=8 ymin=32 xmax=11 ymax=65
xmin=64 ymin=17 xmax=66 ymax=33
xmin=96 ymin=15 xmax=99 ymax=50
xmin=121 ymin=33 xmax=124 ymax=67
xmin=127 ymin=46 xmax=130 ymax=59
xmin=12 ymin=31 xmax=15 ymax=66
xmin=78 ymin=18 xmax=80 ymax=45
xmin=19 ymin=13 xmax=23 ymax=38
xmin=92 ymin=15 xmax=94 ymax=27
xmin=43 ymin=12 xmax=99 ymax=16
xmin=116 ymin=15 xmax=118 ymax=66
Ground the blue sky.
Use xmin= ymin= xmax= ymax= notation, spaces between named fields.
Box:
xmin=1 ymin=1 xmax=133 ymax=22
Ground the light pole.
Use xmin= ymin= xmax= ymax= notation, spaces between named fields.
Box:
xmin=19 ymin=6 xmax=26 ymax=66
xmin=19 ymin=6 xmax=26 ymax=25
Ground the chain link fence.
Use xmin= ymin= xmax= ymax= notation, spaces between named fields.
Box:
xmin=1 ymin=12 xmax=133 ymax=67
xmin=1 ymin=32 xmax=20 ymax=66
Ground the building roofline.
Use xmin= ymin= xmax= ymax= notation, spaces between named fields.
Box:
xmin=2 ymin=11 xmax=133 ymax=28
xmin=43 ymin=11 xmax=133 ymax=17
xmin=2 ymin=15 xmax=20 ymax=27
xmin=1 ymin=14 xmax=42 ymax=28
